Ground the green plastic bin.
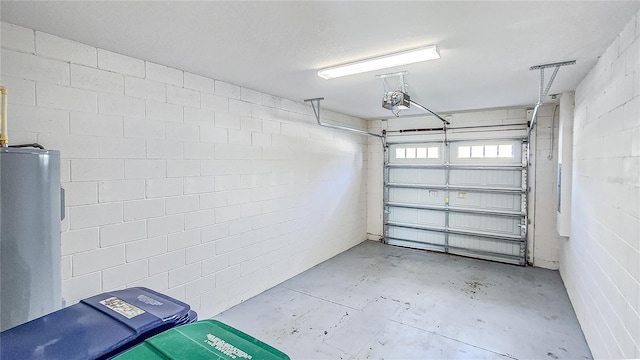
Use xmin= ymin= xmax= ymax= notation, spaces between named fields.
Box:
xmin=114 ymin=320 xmax=290 ymax=360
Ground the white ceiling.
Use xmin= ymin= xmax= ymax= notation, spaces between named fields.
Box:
xmin=2 ymin=1 xmax=639 ymax=119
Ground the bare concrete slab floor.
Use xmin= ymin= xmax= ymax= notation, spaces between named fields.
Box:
xmin=214 ymin=241 xmax=592 ymax=360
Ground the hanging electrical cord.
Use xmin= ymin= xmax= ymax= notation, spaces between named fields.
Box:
xmin=547 ymin=104 xmax=558 ymax=160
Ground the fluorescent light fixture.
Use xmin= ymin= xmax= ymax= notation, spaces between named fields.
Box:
xmin=317 ymin=44 xmax=440 ymax=80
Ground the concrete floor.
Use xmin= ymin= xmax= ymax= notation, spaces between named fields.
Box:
xmin=214 ymin=240 xmax=592 ymax=360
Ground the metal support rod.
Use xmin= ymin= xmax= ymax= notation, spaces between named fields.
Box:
xmin=387 ymin=136 xmax=527 ymax=145
xmin=383 ymin=146 xmax=390 ymax=244
xmin=388 ymin=123 xmax=526 ymax=134
xmin=409 ymin=100 xmax=451 ymax=125
xmin=544 ymin=66 xmax=560 ymax=99
xmin=443 ymin=141 xmax=450 ymax=253
xmin=304 ymin=98 xmax=385 ymax=144
xmin=396 ymin=127 xmax=445 ymax=133
xmin=538 ymin=68 xmax=544 ymax=103
xmin=527 ymin=60 xmax=576 ymax=140
xmin=529 ymin=60 xmax=576 ymax=70
xmin=528 ymin=103 xmax=542 ymax=141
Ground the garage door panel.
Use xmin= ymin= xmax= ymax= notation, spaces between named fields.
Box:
xmin=389 ymin=168 xmax=445 ymax=185
xmin=388 ymin=226 xmax=446 ymax=246
xmin=484 ymin=169 xmax=521 ymax=188
xmin=449 ymin=213 xmax=522 ymax=237
xmin=388 ymin=207 xmax=446 ymax=227
xmin=449 ymin=169 xmax=521 ymax=188
xmin=449 ymin=251 xmax=521 ymax=265
xmin=484 ymin=193 xmax=522 ymax=212
xmin=448 ymin=235 xmax=521 ymax=265
xmin=384 ymin=138 xmax=527 ymax=266
xmin=388 ymin=188 xmax=445 ymax=206
xmin=448 ymin=191 xmax=521 ymax=212
xmin=448 ymin=234 xmax=520 ymax=256
xmin=387 ymin=238 xmax=445 ymax=253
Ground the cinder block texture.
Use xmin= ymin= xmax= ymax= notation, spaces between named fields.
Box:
xmin=1 ymin=23 xmax=368 ymax=315
xmin=560 ymin=10 xmax=640 ymax=360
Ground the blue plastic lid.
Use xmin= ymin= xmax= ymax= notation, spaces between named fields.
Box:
xmin=81 ymin=287 xmax=190 ymax=335
xmin=0 ymin=287 xmax=192 ymax=360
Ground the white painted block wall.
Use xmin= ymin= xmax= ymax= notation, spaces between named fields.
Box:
xmin=0 ymin=23 xmax=368 ymax=318
xmin=559 ymin=9 xmax=640 ymax=359
xmin=366 ymin=120 xmax=384 ymax=241
xmin=528 ymin=105 xmax=562 ymax=269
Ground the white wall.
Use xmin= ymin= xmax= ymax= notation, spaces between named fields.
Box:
xmin=366 ymin=120 xmax=384 ymax=240
xmin=559 ymin=9 xmax=640 ymax=359
xmin=0 ymin=22 xmax=369 ymax=319
xmin=528 ymin=104 xmax=562 ymax=269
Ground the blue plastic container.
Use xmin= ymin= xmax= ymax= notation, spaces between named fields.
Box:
xmin=0 ymin=287 xmax=197 ymax=360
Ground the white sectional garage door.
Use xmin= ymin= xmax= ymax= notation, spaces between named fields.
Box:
xmin=384 ymin=139 xmax=528 ymax=265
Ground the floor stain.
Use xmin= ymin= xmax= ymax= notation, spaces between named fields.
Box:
xmin=215 ymin=241 xmax=592 ymax=359
xmin=462 ymin=280 xmax=484 ymax=297
xmin=339 ymin=312 xmax=349 ymax=322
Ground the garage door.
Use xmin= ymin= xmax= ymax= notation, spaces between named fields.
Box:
xmin=384 ymin=139 xmax=528 ymax=265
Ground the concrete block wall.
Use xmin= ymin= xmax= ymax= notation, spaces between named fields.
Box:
xmin=528 ymin=105 xmax=562 ymax=269
xmin=559 ymin=9 xmax=640 ymax=359
xmin=0 ymin=22 xmax=369 ymax=318
xmin=366 ymin=120 xmax=385 ymax=240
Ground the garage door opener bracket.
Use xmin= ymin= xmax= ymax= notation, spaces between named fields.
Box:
xmin=527 ymin=60 xmax=576 ymax=138
xmin=304 ymin=97 xmax=386 ymax=145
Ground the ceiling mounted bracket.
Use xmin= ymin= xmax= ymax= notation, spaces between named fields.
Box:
xmin=376 ymin=72 xmax=450 ymax=125
xmin=306 ymin=97 xmax=324 ymax=123
xmin=529 ymin=60 xmax=577 ymax=70
xmin=530 ymin=60 xmax=576 ymax=103
xmin=304 ymin=98 xmax=385 ymax=145
xmin=376 ymin=71 xmax=408 ymax=94
xmin=527 ymin=60 xmax=576 ymax=139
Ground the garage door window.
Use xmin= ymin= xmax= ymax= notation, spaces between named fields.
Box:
xmin=458 ymin=144 xmax=514 ymax=159
xmin=394 ymin=146 xmax=440 ymax=160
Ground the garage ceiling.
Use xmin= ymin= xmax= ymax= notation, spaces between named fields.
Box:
xmin=1 ymin=1 xmax=638 ymax=119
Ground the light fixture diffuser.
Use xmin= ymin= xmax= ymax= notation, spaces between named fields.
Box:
xmin=317 ymin=44 xmax=440 ymax=80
